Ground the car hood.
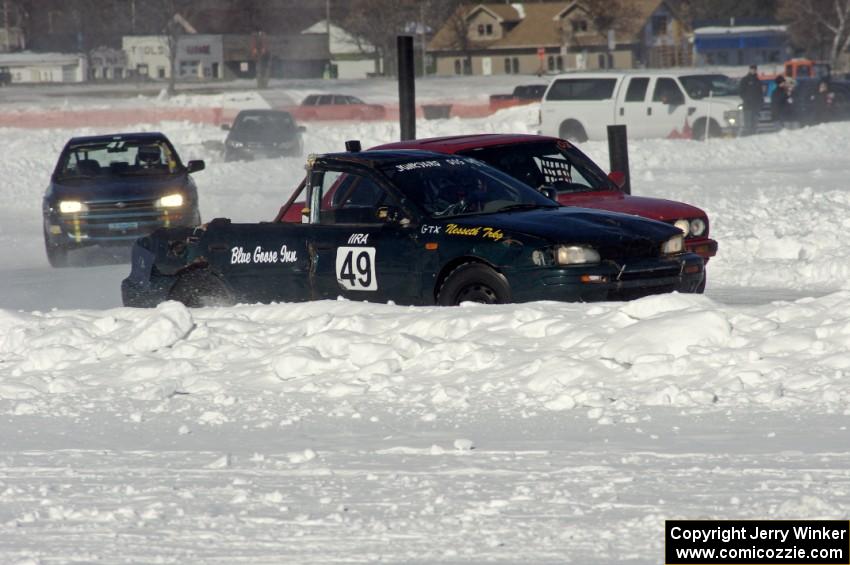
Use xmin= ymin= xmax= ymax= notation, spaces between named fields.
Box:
xmin=448 ymin=206 xmax=680 ymax=245
xmin=558 ymin=191 xmax=706 ymax=221
xmin=49 ymin=174 xmax=190 ymax=201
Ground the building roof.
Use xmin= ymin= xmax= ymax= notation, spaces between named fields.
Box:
xmin=301 ymin=20 xmax=375 ymax=55
xmin=693 ymin=25 xmax=787 ymax=36
xmin=429 ymin=0 xmax=676 ymax=51
xmin=0 ymin=51 xmax=84 ymax=65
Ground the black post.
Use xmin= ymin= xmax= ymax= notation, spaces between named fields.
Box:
xmin=607 ymin=124 xmax=631 ymax=195
xmin=397 ymin=35 xmax=415 ymax=141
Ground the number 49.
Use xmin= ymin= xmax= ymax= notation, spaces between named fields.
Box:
xmin=336 ymin=246 xmax=377 ymax=291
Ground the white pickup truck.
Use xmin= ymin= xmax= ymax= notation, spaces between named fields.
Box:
xmin=539 ymin=70 xmax=742 ymax=141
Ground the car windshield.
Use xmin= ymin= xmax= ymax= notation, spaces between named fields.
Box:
xmin=381 ymin=156 xmax=558 ymax=218
xmin=458 ymin=140 xmax=615 ymax=194
xmin=233 ymin=112 xmax=295 ymax=138
xmin=56 ymin=138 xmax=181 ymax=179
xmin=680 ymin=74 xmax=738 ymax=99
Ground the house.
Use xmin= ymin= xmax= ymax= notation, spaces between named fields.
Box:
xmin=301 ymin=20 xmax=379 ymax=79
xmin=693 ymin=24 xmax=789 ymax=67
xmin=89 ymin=47 xmax=128 ymax=80
xmin=0 ymin=52 xmax=86 ymax=83
xmin=427 ymin=0 xmax=691 ymax=76
xmin=123 ymin=34 xmax=224 ymax=80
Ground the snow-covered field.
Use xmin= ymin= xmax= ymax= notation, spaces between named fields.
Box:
xmin=1 ymin=86 xmax=850 ymax=563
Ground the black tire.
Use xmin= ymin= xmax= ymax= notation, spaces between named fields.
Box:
xmin=558 ymin=120 xmax=588 ymax=143
xmin=169 ymin=270 xmax=233 ymax=308
xmin=437 ymin=263 xmax=511 ymax=306
xmin=44 ymin=231 xmax=70 ymax=268
xmin=696 ymin=272 xmax=707 ymax=294
xmin=692 ymin=118 xmax=722 ymax=140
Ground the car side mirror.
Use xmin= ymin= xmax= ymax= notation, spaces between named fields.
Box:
xmin=221 ymin=123 xmax=231 ymax=131
xmin=187 ymin=160 xmax=206 ymax=173
xmin=539 ymin=186 xmax=558 ymax=201
xmin=608 ymin=171 xmax=626 ymax=189
xmin=297 ymin=125 xmax=306 ymax=133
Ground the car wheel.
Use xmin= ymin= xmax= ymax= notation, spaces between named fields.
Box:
xmin=695 ymin=272 xmax=706 ymax=294
xmin=169 ymin=270 xmax=233 ymax=308
xmin=693 ymin=118 xmax=722 ymax=140
xmin=437 ymin=263 xmax=511 ymax=306
xmin=45 ymin=240 xmax=70 ymax=268
xmin=559 ymin=120 xmax=588 ymax=143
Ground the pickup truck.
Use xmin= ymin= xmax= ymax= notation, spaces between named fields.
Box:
xmin=489 ymin=84 xmax=548 ymax=112
xmin=539 ymin=70 xmax=743 ymax=141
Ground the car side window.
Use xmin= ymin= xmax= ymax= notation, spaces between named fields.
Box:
xmin=653 ymin=78 xmax=685 ymax=105
xmin=625 ymin=77 xmax=649 ymax=102
xmin=316 ymin=170 xmax=399 ymax=225
xmin=318 ymin=95 xmax=333 ymax=105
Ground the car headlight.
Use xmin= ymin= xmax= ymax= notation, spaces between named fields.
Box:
xmin=661 ymin=234 xmax=684 ymax=255
xmin=58 ymin=200 xmax=86 ymax=214
xmin=158 ymin=193 xmax=184 ymax=208
xmin=689 ymin=218 xmax=706 ymax=237
xmin=555 ymin=245 xmax=600 ymax=265
xmin=723 ymin=109 xmax=739 ymax=125
xmin=674 ymin=219 xmax=691 ymax=235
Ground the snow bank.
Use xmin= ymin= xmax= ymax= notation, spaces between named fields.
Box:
xmin=2 ymin=292 xmax=849 ymax=417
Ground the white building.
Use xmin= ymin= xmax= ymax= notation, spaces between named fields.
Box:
xmin=89 ymin=47 xmax=128 ymax=80
xmin=123 ymin=34 xmax=224 ymax=80
xmin=301 ymin=20 xmax=378 ymax=79
xmin=0 ymin=52 xmax=86 ymax=83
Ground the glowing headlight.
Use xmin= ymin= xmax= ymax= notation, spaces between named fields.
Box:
xmin=58 ymin=200 xmax=86 ymax=214
xmin=556 ymin=245 xmax=600 ymax=265
xmin=661 ymin=234 xmax=684 ymax=255
xmin=158 ymin=193 xmax=184 ymax=208
xmin=689 ymin=218 xmax=706 ymax=237
xmin=674 ymin=219 xmax=691 ymax=235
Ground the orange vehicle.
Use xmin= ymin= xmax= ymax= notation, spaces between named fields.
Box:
xmin=760 ymin=58 xmax=831 ymax=81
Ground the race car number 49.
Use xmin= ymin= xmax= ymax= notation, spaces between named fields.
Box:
xmin=336 ymin=246 xmax=377 ymax=291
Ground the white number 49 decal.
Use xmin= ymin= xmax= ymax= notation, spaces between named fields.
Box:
xmin=336 ymin=246 xmax=377 ymax=291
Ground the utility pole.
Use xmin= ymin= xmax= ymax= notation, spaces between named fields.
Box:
xmin=3 ymin=0 xmax=10 ymax=53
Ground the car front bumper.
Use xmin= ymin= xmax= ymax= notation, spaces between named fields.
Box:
xmin=508 ymin=253 xmax=705 ymax=302
xmin=685 ymin=237 xmax=718 ymax=261
xmin=45 ymin=206 xmax=200 ymax=249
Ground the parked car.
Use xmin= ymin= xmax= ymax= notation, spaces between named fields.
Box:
xmin=222 ymin=109 xmax=305 ymax=161
xmin=539 ymin=71 xmax=742 ymax=141
xmin=122 ymin=148 xmax=703 ymax=307
xmin=43 ymin=132 xmax=204 ymax=267
xmin=294 ymin=94 xmax=387 ymax=121
xmin=489 ymin=84 xmax=548 ymax=112
xmin=370 ymin=133 xmax=717 ymax=291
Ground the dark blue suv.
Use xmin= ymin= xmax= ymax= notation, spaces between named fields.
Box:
xmin=42 ymin=132 xmax=204 ymax=267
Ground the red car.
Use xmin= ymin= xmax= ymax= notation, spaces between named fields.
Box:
xmin=292 ymin=94 xmax=386 ymax=121
xmin=371 ymin=134 xmax=717 ymax=290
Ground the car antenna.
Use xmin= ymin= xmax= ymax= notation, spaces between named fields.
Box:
xmin=345 ymin=140 xmax=361 ymax=152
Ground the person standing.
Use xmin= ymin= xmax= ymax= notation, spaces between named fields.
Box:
xmin=770 ymin=76 xmax=791 ymax=128
xmin=738 ymin=65 xmax=764 ymax=135
xmin=812 ymin=80 xmax=835 ymax=124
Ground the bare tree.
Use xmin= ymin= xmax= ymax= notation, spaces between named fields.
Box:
xmin=779 ymin=0 xmax=850 ymax=68
xmin=344 ymin=0 xmax=420 ymax=75
xmin=441 ymin=2 xmax=474 ymax=74
xmin=136 ymin=0 xmax=204 ymax=95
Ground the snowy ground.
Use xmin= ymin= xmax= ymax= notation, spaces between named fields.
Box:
xmin=1 ymin=87 xmax=849 ymax=563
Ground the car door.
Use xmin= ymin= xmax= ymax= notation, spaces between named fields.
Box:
xmin=306 ymin=166 xmax=423 ymax=304
xmin=645 ymin=77 xmax=691 ymax=138
xmin=616 ymin=76 xmax=651 ymax=136
xmin=207 ymin=220 xmax=314 ymax=303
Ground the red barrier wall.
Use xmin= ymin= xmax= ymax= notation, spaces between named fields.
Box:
xmin=0 ymin=102 xmax=507 ymax=129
